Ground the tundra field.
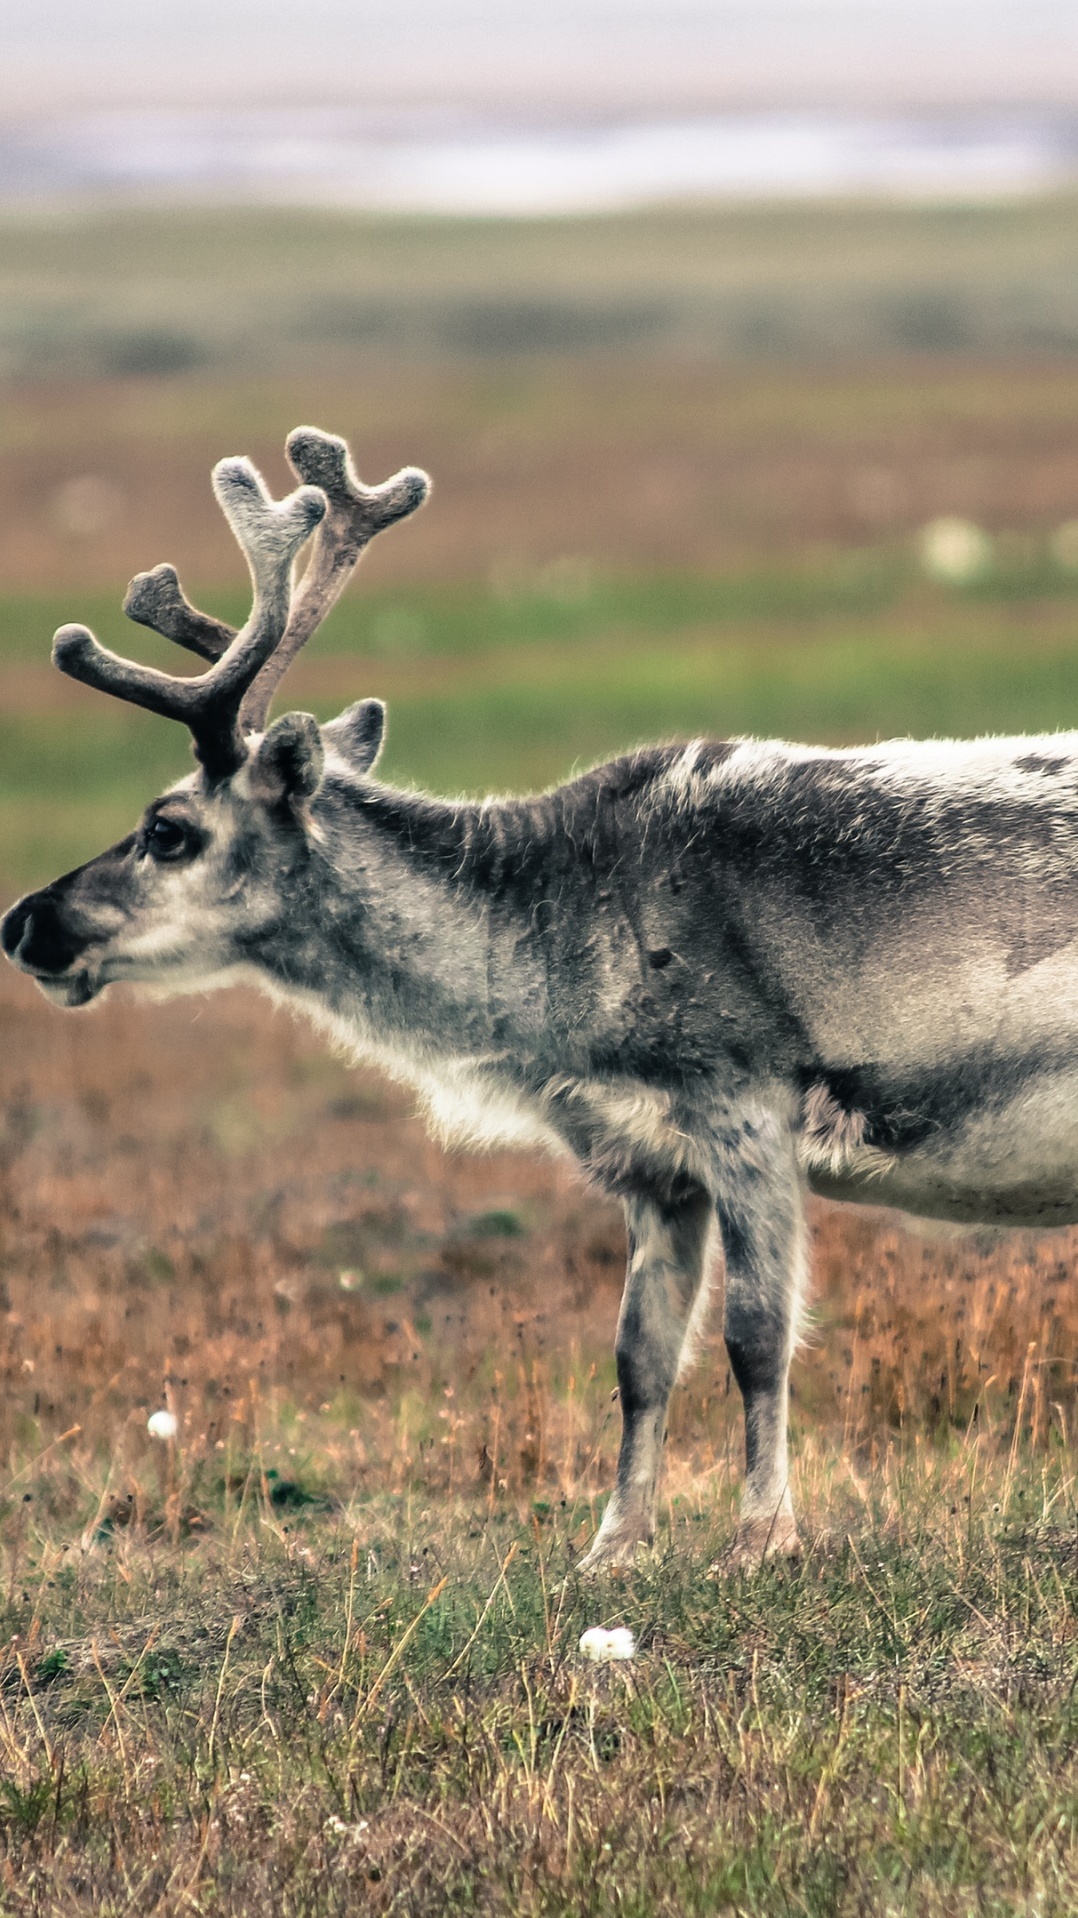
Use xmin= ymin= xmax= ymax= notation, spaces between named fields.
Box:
xmin=8 ymin=200 xmax=1078 ymax=1912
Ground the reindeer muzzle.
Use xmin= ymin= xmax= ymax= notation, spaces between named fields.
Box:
xmin=1 ymin=888 xmax=97 ymax=1001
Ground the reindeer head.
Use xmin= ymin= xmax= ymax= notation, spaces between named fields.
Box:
xmin=1 ymin=429 xmax=429 ymax=1006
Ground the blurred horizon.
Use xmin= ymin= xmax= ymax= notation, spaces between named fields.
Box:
xmin=3 ymin=106 xmax=1078 ymax=213
xmin=2 ymin=2 xmax=1077 ymax=213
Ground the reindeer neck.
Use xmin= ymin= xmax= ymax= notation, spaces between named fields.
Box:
xmin=354 ymin=782 xmax=559 ymax=895
xmin=291 ymin=774 xmax=566 ymax=1065
xmin=270 ymin=746 xmax=696 ymax=1082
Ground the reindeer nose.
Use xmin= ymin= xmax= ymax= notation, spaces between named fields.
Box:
xmin=1 ymin=892 xmax=81 ymax=974
xmin=1 ymin=897 xmax=31 ymax=958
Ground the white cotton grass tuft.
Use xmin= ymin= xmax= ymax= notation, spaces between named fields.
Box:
xmin=918 ymin=516 xmax=992 ymax=585
xmin=147 ymin=1409 xmax=178 ymax=1441
xmin=579 ymin=1625 xmax=636 ymax=1662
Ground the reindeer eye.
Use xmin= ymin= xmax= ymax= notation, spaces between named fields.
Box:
xmin=146 ymin=816 xmax=191 ymax=861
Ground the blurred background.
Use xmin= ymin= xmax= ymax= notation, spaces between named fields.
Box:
xmin=3 ymin=1 xmax=1078 ymax=1483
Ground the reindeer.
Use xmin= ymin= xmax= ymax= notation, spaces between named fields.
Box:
xmin=6 ymin=425 xmax=1078 ymax=1573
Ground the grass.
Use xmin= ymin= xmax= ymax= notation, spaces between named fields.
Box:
xmin=7 ymin=1436 xmax=1078 ymax=1913
xmin=3 ymin=197 xmax=1078 ymax=382
xmin=8 ymin=355 xmax=1078 ymax=600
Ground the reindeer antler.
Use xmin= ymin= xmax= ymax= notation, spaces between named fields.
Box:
xmin=117 ymin=427 xmax=429 ymax=733
xmin=53 ymin=428 xmax=431 ymax=780
xmin=241 ymin=428 xmax=429 ymax=733
xmin=123 ymin=564 xmax=235 ymax=663
xmin=54 ymin=462 xmax=325 ymax=779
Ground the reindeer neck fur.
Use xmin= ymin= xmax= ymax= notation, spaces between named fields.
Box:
xmin=253 ymin=743 xmax=725 ymax=1178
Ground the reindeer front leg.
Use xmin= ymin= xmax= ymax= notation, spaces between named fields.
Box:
xmin=714 ymin=1106 xmax=806 ymax=1570
xmin=578 ymin=1185 xmax=714 ymax=1574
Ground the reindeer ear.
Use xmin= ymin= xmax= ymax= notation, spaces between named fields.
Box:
xmin=250 ymin=712 xmax=325 ymax=805
xmin=322 ymin=698 xmax=385 ymax=775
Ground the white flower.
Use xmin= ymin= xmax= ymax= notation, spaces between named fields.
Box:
xmin=579 ymin=1625 xmax=636 ymax=1661
xmin=327 ymin=1815 xmax=369 ymax=1838
xmin=147 ymin=1409 xmax=178 ymax=1441
xmin=918 ymin=517 xmax=992 ymax=585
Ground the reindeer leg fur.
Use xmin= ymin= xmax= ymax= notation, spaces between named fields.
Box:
xmin=578 ymin=1186 xmax=714 ymax=1575
xmin=712 ymin=1106 xmax=806 ymax=1572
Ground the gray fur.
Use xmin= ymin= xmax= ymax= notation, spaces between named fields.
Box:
xmin=5 ymin=427 xmax=1078 ymax=1572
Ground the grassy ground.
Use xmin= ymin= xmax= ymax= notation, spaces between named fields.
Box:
xmin=3 ymin=197 xmax=1078 ymax=385
xmin=7 ymin=1436 xmax=1078 ymax=1913
xmin=8 ymin=357 xmax=1078 ymax=594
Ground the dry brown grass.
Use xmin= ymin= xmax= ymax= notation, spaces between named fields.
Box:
xmin=0 ymin=965 xmax=624 ymax=1507
xmin=6 ymin=358 xmax=1078 ymax=594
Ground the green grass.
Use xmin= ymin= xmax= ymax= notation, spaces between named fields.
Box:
xmin=3 ymin=545 xmax=1078 ymax=890
xmin=5 ymin=1436 xmax=1078 ymax=1914
xmin=3 ymin=196 xmax=1078 ymax=378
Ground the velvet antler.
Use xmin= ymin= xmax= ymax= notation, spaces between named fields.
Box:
xmin=54 ymin=428 xmax=430 ymax=778
xmin=54 ymin=461 xmax=325 ymax=779
xmin=242 ymin=428 xmax=429 ymax=733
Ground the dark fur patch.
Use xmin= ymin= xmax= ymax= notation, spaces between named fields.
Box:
xmin=1014 ymin=754 xmax=1072 ymax=776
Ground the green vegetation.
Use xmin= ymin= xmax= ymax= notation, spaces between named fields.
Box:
xmin=3 ymin=196 xmax=1078 ymax=380
xmin=5 ymin=1440 xmax=1078 ymax=1914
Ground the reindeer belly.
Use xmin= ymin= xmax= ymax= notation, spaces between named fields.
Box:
xmin=803 ymin=1065 xmax=1078 ymax=1226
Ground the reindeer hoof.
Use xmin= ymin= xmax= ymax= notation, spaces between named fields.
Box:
xmin=576 ymin=1533 xmax=653 ymax=1579
xmin=710 ymin=1515 xmax=802 ymax=1576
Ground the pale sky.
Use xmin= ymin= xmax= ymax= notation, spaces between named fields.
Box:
xmin=2 ymin=0 xmax=1077 ymax=116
